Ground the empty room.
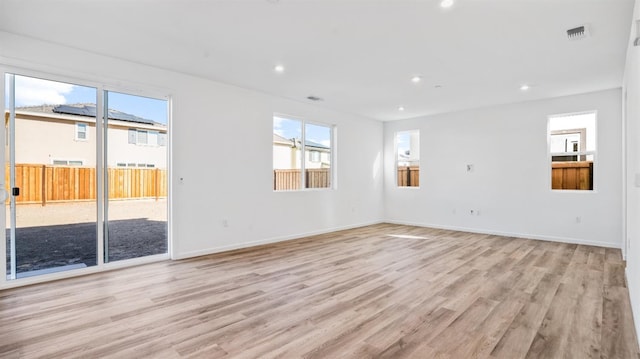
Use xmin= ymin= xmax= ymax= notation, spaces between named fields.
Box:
xmin=1 ymin=0 xmax=640 ymax=358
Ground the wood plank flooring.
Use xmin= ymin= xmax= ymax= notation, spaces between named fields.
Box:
xmin=0 ymin=223 xmax=638 ymax=358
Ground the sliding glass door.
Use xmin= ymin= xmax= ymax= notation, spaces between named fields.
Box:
xmin=5 ymin=74 xmax=98 ymax=279
xmin=4 ymin=72 xmax=169 ymax=280
xmin=104 ymin=91 xmax=168 ymax=262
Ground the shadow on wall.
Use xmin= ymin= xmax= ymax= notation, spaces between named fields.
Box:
xmin=5 ymin=218 xmax=167 ymax=274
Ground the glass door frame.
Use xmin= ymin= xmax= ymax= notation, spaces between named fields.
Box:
xmin=0 ymin=66 xmax=172 ymax=288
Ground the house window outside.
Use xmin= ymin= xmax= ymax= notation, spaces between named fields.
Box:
xmin=310 ymin=150 xmax=321 ymax=162
xmin=128 ymin=128 xmax=165 ymax=146
xmin=76 ymin=123 xmax=88 ymax=141
xmin=137 ymin=130 xmax=148 ymax=145
xmin=396 ymin=130 xmax=420 ymax=187
xmin=549 ymin=111 xmax=596 ymax=190
xmin=273 ymin=115 xmax=334 ymax=191
xmin=52 ymin=159 xmax=83 ymax=166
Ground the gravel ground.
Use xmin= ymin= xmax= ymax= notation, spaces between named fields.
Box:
xmin=5 ymin=200 xmax=167 ymax=274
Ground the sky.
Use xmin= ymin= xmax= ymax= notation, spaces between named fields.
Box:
xmin=5 ymin=75 xmax=168 ymax=124
xmin=396 ymin=131 xmax=411 ymax=158
xmin=274 ymin=116 xmax=331 ymax=147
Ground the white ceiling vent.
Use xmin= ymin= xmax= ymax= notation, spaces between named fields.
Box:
xmin=567 ymin=25 xmax=589 ymax=41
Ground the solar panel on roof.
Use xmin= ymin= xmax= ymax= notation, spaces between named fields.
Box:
xmin=52 ymin=104 xmax=156 ymax=125
xmin=53 ymin=104 xmax=96 ymax=117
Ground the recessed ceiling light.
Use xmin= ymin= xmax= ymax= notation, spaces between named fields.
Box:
xmin=274 ymin=65 xmax=285 ymax=73
xmin=440 ymin=0 xmax=454 ymax=8
xmin=520 ymin=84 xmax=530 ymax=91
xmin=411 ymin=76 xmax=422 ymax=83
xmin=398 ymin=106 xmax=405 ymax=111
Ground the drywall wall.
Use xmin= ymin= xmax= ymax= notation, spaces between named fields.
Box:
xmin=624 ymin=0 xmax=640 ymax=346
xmin=0 ymin=31 xmax=385 ymax=259
xmin=384 ymin=89 xmax=623 ymax=248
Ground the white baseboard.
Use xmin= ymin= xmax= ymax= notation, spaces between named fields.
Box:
xmin=175 ymin=218 xmax=620 ymax=260
xmin=384 ymin=219 xmax=621 ymax=249
xmin=173 ymin=219 xmax=385 ymax=260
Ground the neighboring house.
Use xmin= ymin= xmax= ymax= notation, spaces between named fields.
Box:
xmin=272 ymin=133 xmax=330 ymax=170
xmin=5 ymin=104 xmax=167 ymax=168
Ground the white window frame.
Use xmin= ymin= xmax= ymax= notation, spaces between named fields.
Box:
xmin=547 ymin=110 xmax=597 ymax=192
xmin=75 ymin=122 xmax=88 ymax=141
xmin=0 ymin=65 xmax=172 ymax=289
xmin=273 ymin=114 xmax=335 ymax=191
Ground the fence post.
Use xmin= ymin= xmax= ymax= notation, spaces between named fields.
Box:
xmin=155 ymin=168 xmax=159 ymax=201
xmin=41 ymin=164 xmax=47 ymax=206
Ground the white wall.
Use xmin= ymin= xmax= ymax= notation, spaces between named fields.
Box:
xmin=624 ymin=0 xmax=640 ymax=346
xmin=0 ymin=31 xmax=385 ymax=259
xmin=384 ymin=88 xmax=623 ymax=248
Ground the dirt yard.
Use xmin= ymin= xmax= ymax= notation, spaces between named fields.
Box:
xmin=6 ymin=199 xmax=167 ymax=274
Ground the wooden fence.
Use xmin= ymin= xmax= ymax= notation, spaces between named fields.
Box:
xmin=4 ymin=164 xmax=167 ymax=205
xmin=274 ymin=168 xmax=330 ymax=190
xmin=551 ymin=161 xmax=593 ymax=190
xmin=398 ymin=166 xmax=419 ymax=187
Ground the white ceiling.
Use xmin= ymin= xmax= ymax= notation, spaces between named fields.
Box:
xmin=0 ymin=0 xmax=635 ymax=121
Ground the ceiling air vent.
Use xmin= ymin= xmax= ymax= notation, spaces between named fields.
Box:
xmin=567 ymin=25 xmax=589 ymax=41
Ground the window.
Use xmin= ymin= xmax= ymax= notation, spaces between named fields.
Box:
xmin=396 ymin=130 xmax=420 ymax=187
xmin=52 ymin=159 xmax=83 ymax=166
xmin=75 ymin=122 xmax=88 ymax=141
xmin=137 ymin=130 xmax=148 ymax=145
xmin=309 ymin=150 xmax=321 ymax=162
xmin=549 ymin=111 xmax=596 ymax=190
xmin=273 ymin=115 xmax=334 ymax=191
xmin=128 ymin=129 xmax=166 ymax=146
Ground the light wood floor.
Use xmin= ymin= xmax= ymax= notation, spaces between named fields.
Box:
xmin=1 ymin=223 xmax=639 ymax=358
